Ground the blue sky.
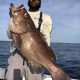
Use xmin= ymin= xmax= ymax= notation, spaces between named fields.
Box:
xmin=0 ymin=0 xmax=80 ymax=43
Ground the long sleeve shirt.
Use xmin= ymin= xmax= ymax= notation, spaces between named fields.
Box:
xmin=28 ymin=11 xmax=52 ymax=46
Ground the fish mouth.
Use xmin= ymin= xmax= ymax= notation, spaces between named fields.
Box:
xmin=13 ymin=7 xmax=25 ymax=14
xmin=10 ymin=3 xmax=26 ymax=16
xmin=11 ymin=8 xmax=25 ymax=16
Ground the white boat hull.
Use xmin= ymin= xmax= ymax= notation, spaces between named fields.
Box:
xmin=0 ymin=68 xmax=78 ymax=80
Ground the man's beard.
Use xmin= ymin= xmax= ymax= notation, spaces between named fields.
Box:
xmin=28 ymin=1 xmax=41 ymax=11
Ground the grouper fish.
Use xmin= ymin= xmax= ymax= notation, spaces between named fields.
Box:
xmin=8 ymin=3 xmax=70 ymax=80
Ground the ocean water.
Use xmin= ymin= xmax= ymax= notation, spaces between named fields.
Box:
xmin=0 ymin=41 xmax=80 ymax=79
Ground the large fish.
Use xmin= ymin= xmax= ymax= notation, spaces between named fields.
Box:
xmin=9 ymin=3 xmax=70 ymax=80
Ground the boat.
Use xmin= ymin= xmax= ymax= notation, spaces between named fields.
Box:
xmin=0 ymin=68 xmax=79 ymax=80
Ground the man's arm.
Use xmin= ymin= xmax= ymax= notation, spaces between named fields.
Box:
xmin=41 ymin=14 xmax=52 ymax=46
xmin=7 ymin=27 xmax=12 ymax=39
xmin=7 ymin=18 xmax=13 ymax=39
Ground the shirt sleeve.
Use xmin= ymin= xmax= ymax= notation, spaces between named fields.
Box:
xmin=7 ymin=28 xmax=12 ymax=39
xmin=7 ymin=18 xmax=12 ymax=39
xmin=41 ymin=14 xmax=52 ymax=46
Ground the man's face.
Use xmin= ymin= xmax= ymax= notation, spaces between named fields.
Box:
xmin=28 ymin=0 xmax=41 ymax=11
xmin=29 ymin=0 xmax=40 ymax=6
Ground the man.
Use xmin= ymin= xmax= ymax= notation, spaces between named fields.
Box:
xmin=5 ymin=0 xmax=52 ymax=80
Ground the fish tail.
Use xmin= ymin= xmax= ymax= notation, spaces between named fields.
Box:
xmin=48 ymin=63 xmax=71 ymax=80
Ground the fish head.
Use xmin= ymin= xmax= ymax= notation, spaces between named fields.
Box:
xmin=9 ymin=3 xmax=26 ymax=18
xmin=9 ymin=3 xmax=35 ymax=34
